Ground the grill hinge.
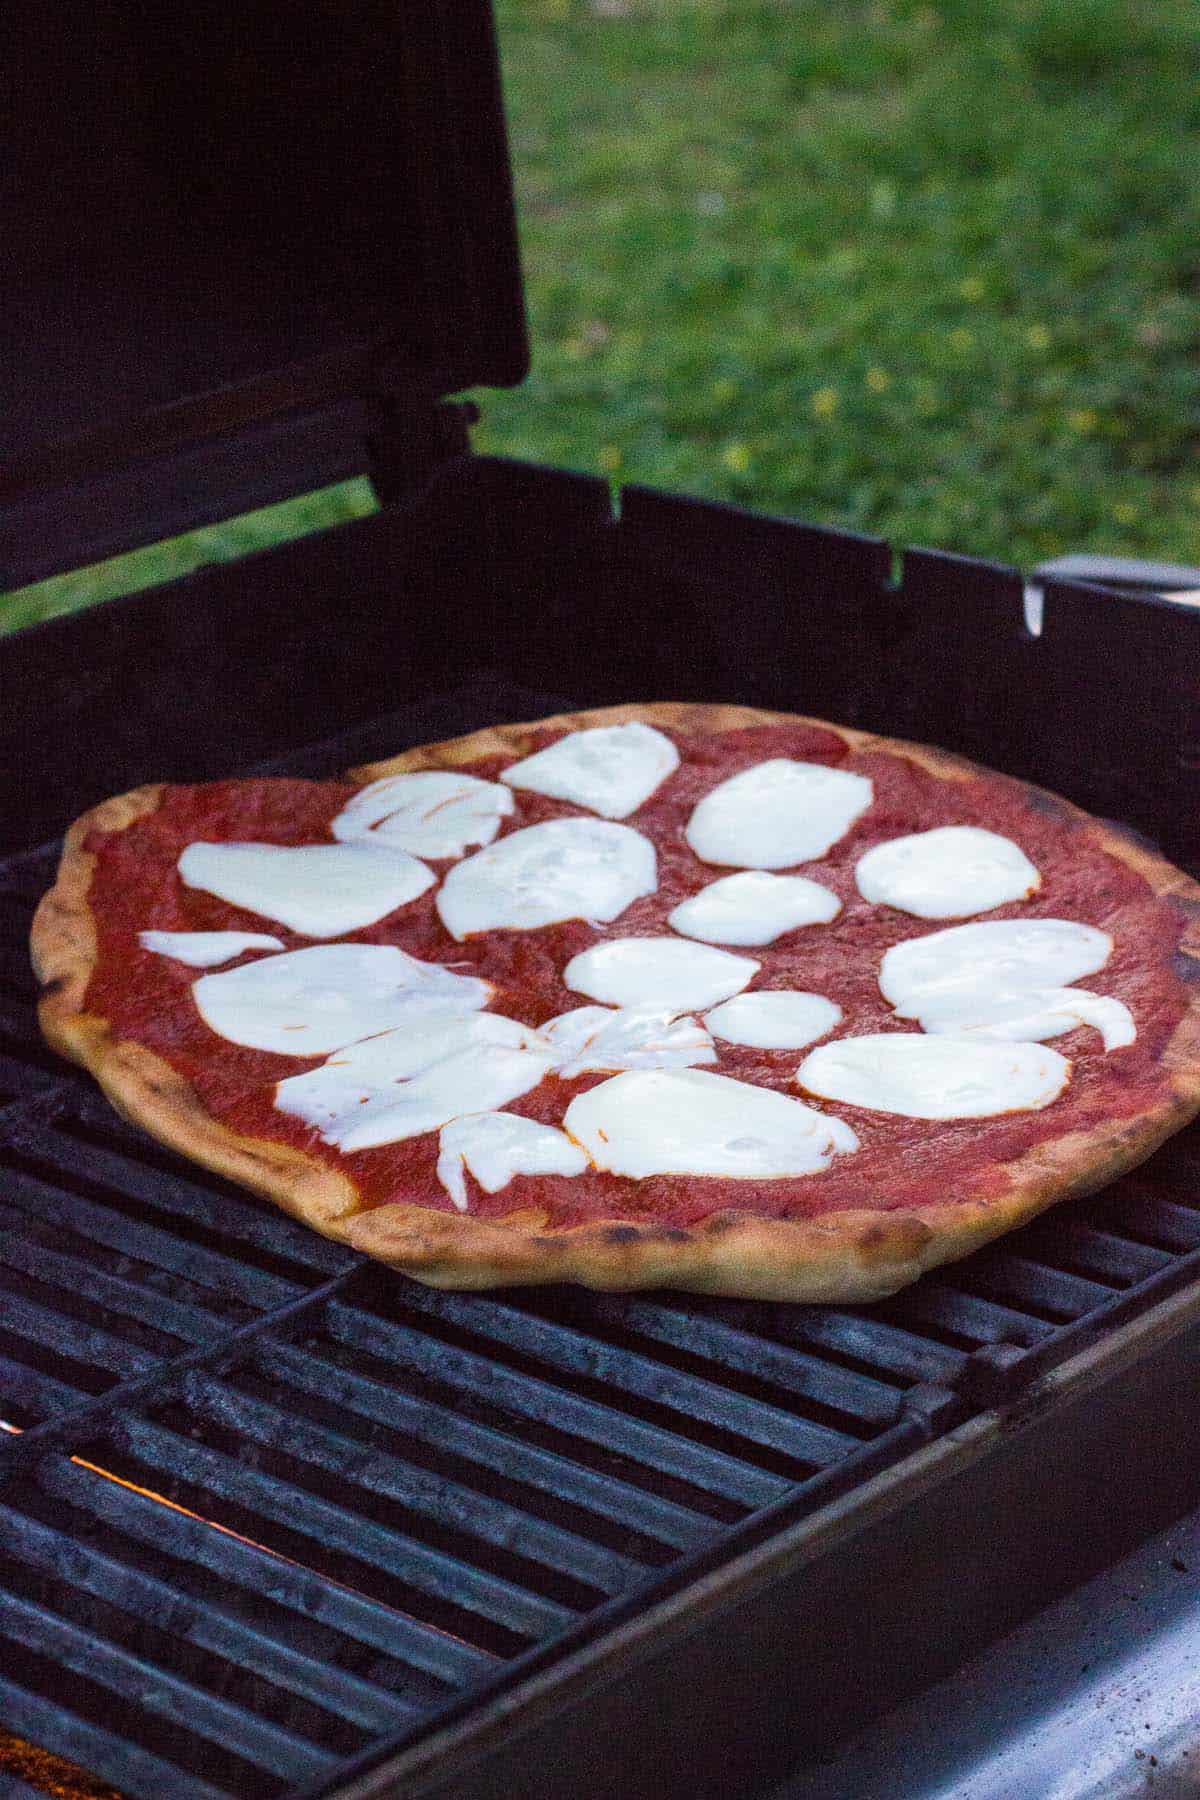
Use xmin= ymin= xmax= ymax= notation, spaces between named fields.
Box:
xmin=366 ymin=398 xmax=479 ymax=507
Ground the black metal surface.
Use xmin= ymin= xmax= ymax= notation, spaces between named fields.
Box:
xmin=4 ymin=457 xmax=1198 ymax=864
xmin=2 ymin=602 xmax=1200 ymax=1796
xmin=771 ymin=1497 xmax=1200 ymax=1800
xmin=2 ymin=0 xmax=527 ymax=586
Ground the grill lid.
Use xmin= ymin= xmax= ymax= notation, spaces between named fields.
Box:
xmin=1 ymin=0 xmax=527 ymax=585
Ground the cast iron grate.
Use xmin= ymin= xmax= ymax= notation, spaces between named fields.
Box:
xmin=2 ymin=679 xmax=1199 ymax=1799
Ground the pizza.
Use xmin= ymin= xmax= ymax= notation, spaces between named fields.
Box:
xmin=31 ymin=702 xmax=1200 ymax=1303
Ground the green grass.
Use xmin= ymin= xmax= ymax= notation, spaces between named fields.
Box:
xmin=6 ymin=0 xmax=1199 ymax=630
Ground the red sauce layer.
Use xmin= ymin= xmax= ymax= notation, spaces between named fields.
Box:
xmin=82 ymin=722 xmax=1189 ymax=1227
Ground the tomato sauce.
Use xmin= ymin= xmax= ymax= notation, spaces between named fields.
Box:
xmin=82 ymin=723 xmax=1189 ymax=1227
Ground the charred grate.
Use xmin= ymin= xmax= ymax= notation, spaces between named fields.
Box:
xmin=2 ymin=678 xmax=1199 ymax=1798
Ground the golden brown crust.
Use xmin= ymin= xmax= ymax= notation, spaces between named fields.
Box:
xmin=29 ymin=784 xmax=358 ymax=1238
xmin=32 ymin=704 xmax=1200 ymax=1301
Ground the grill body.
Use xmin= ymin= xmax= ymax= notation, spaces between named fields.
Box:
xmin=2 ymin=455 xmax=1200 ymax=1797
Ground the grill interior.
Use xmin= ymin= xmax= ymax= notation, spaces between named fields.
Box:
xmin=3 ymin=675 xmax=1200 ymax=1800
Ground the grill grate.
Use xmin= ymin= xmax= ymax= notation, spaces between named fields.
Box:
xmin=3 ymin=681 xmax=1200 ymax=1799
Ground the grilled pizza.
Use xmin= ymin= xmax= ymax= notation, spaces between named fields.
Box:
xmin=31 ymin=703 xmax=1200 ymax=1302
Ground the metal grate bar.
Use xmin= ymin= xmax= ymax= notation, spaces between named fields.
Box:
xmin=1018 ymin=1219 xmax=1172 ymax=1288
xmin=0 ymin=1500 xmax=420 ymax=1739
xmin=0 ymin=1352 xmax=83 ymax=1424
xmin=882 ymin=1279 xmax=1055 ymax=1349
xmin=2 ymin=1277 xmax=353 ymax=1461
xmin=0 ymin=1589 xmax=337 ymax=1787
xmin=0 ymin=1287 xmax=161 ymax=1382
xmin=255 ymin=1336 xmax=715 ymax=1553
xmin=176 ymin=1367 xmax=653 ymax=1597
xmin=1104 ymin=1182 xmax=1200 ymax=1252
xmin=363 ymin=1287 xmax=860 ymax=1469
xmin=0 ymin=1672 xmax=227 ymax=1800
xmin=10 ymin=1113 xmax=350 ymax=1282
xmin=764 ymin=1303 xmax=967 ymax=1387
xmin=953 ymin=1252 xmax=1117 ymax=1322
xmin=103 ymin=1410 xmax=578 ymax=1643
xmin=0 ymin=1154 xmax=308 ymax=1308
xmin=524 ymin=1292 xmax=906 ymax=1426
xmin=38 ymin=1455 xmax=491 ymax=1690
xmin=0 ymin=1217 xmax=240 ymax=1346
xmin=323 ymin=1300 xmax=792 ymax=1510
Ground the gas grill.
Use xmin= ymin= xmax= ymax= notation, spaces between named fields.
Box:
xmin=4 ymin=3 xmax=1200 ymax=1797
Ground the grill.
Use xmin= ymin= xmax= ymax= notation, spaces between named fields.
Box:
xmin=3 ymin=655 xmax=1200 ymax=1799
xmin=5 ymin=2 xmax=1200 ymax=1795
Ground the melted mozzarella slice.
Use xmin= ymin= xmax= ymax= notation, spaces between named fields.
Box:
xmin=436 ymin=818 xmax=656 ymax=940
xmin=542 ymin=1005 xmax=716 ymax=1075
xmin=276 ymin=1013 xmax=555 ymax=1147
xmin=798 ymin=1033 xmax=1070 ymax=1118
xmin=334 ymin=1044 xmax=556 ymax=1153
xmin=917 ymin=987 xmax=1135 ymax=1051
xmin=139 ymin=930 xmax=284 ymax=967
xmin=564 ymin=938 xmax=758 ymax=1011
xmin=564 ymin=1068 xmax=858 ymax=1179
xmin=501 ymin=722 xmax=679 ymax=819
xmin=668 ymin=871 xmax=840 ymax=946
xmin=881 ymin=918 xmax=1112 ymax=1015
xmin=437 ymin=1113 xmax=588 ymax=1210
xmin=685 ymin=760 xmax=873 ymax=869
xmin=320 ymin=1011 xmax=549 ymax=1082
xmin=704 ymin=992 xmax=842 ymax=1050
xmin=194 ymin=944 xmax=491 ymax=1055
xmin=331 ymin=771 xmax=514 ymax=860
xmin=179 ymin=841 xmax=434 ymax=938
xmin=855 ymin=827 xmax=1040 ymax=920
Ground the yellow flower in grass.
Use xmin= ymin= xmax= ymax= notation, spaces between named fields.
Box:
xmin=810 ymin=386 xmax=839 ymax=420
xmin=949 ymin=327 xmax=974 ymax=352
xmin=1027 ymin=324 xmax=1051 ymax=351
xmin=865 ymin=367 xmax=891 ymax=393
xmin=1113 ymin=502 xmax=1138 ymax=525
xmin=722 ymin=441 xmax=752 ymax=474
xmin=598 ymin=445 xmax=622 ymax=475
xmin=1067 ymin=408 xmax=1098 ymax=435
xmin=959 ymin=276 xmax=986 ymax=302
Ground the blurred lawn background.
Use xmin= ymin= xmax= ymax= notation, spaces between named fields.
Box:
xmin=5 ymin=0 xmax=1198 ymax=631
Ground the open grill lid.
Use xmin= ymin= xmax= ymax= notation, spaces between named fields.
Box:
xmin=0 ymin=0 xmax=527 ymax=588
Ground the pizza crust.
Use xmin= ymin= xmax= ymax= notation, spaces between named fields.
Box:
xmin=31 ymin=703 xmax=1200 ymax=1302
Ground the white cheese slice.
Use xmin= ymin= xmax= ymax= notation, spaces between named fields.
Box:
xmin=563 ymin=1068 xmax=859 ymax=1179
xmin=880 ymin=919 xmax=1113 ymax=1015
xmin=704 ymin=992 xmax=842 ymax=1050
xmin=138 ymin=930 xmax=285 ymax=968
xmin=564 ymin=938 xmax=759 ymax=1011
xmin=436 ymin=818 xmax=656 ymax=940
xmin=275 ymin=1015 xmax=557 ymax=1152
xmin=685 ymin=760 xmax=874 ymax=869
xmin=797 ymin=1033 xmax=1070 ymax=1118
xmin=541 ymin=1005 xmax=716 ymax=1076
xmin=917 ymin=987 xmax=1136 ymax=1051
xmin=855 ymin=826 xmax=1041 ymax=920
xmin=437 ymin=1113 xmax=589 ymax=1210
xmin=501 ymin=722 xmax=679 ymax=819
xmin=178 ymin=841 xmax=435 ymax=938
xmin=331 ymin=771 xmax=515 ymax=860
xmin=668 ymin=871 xmax=840 ymax=945
xmin=334 ymin=1044 xmax=557 ymax=1153
xmin=193 ymin=943 xmax=491 ymax=1055
xmin=274 ymin=1012 xmax=553 ymax=1135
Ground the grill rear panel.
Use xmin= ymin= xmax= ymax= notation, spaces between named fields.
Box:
xmin=3 ymin=678 xmax=1200 ymax=1799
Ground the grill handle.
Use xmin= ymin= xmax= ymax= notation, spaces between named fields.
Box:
xmin=1023 ymin=554 xmax=1200 ymax=635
